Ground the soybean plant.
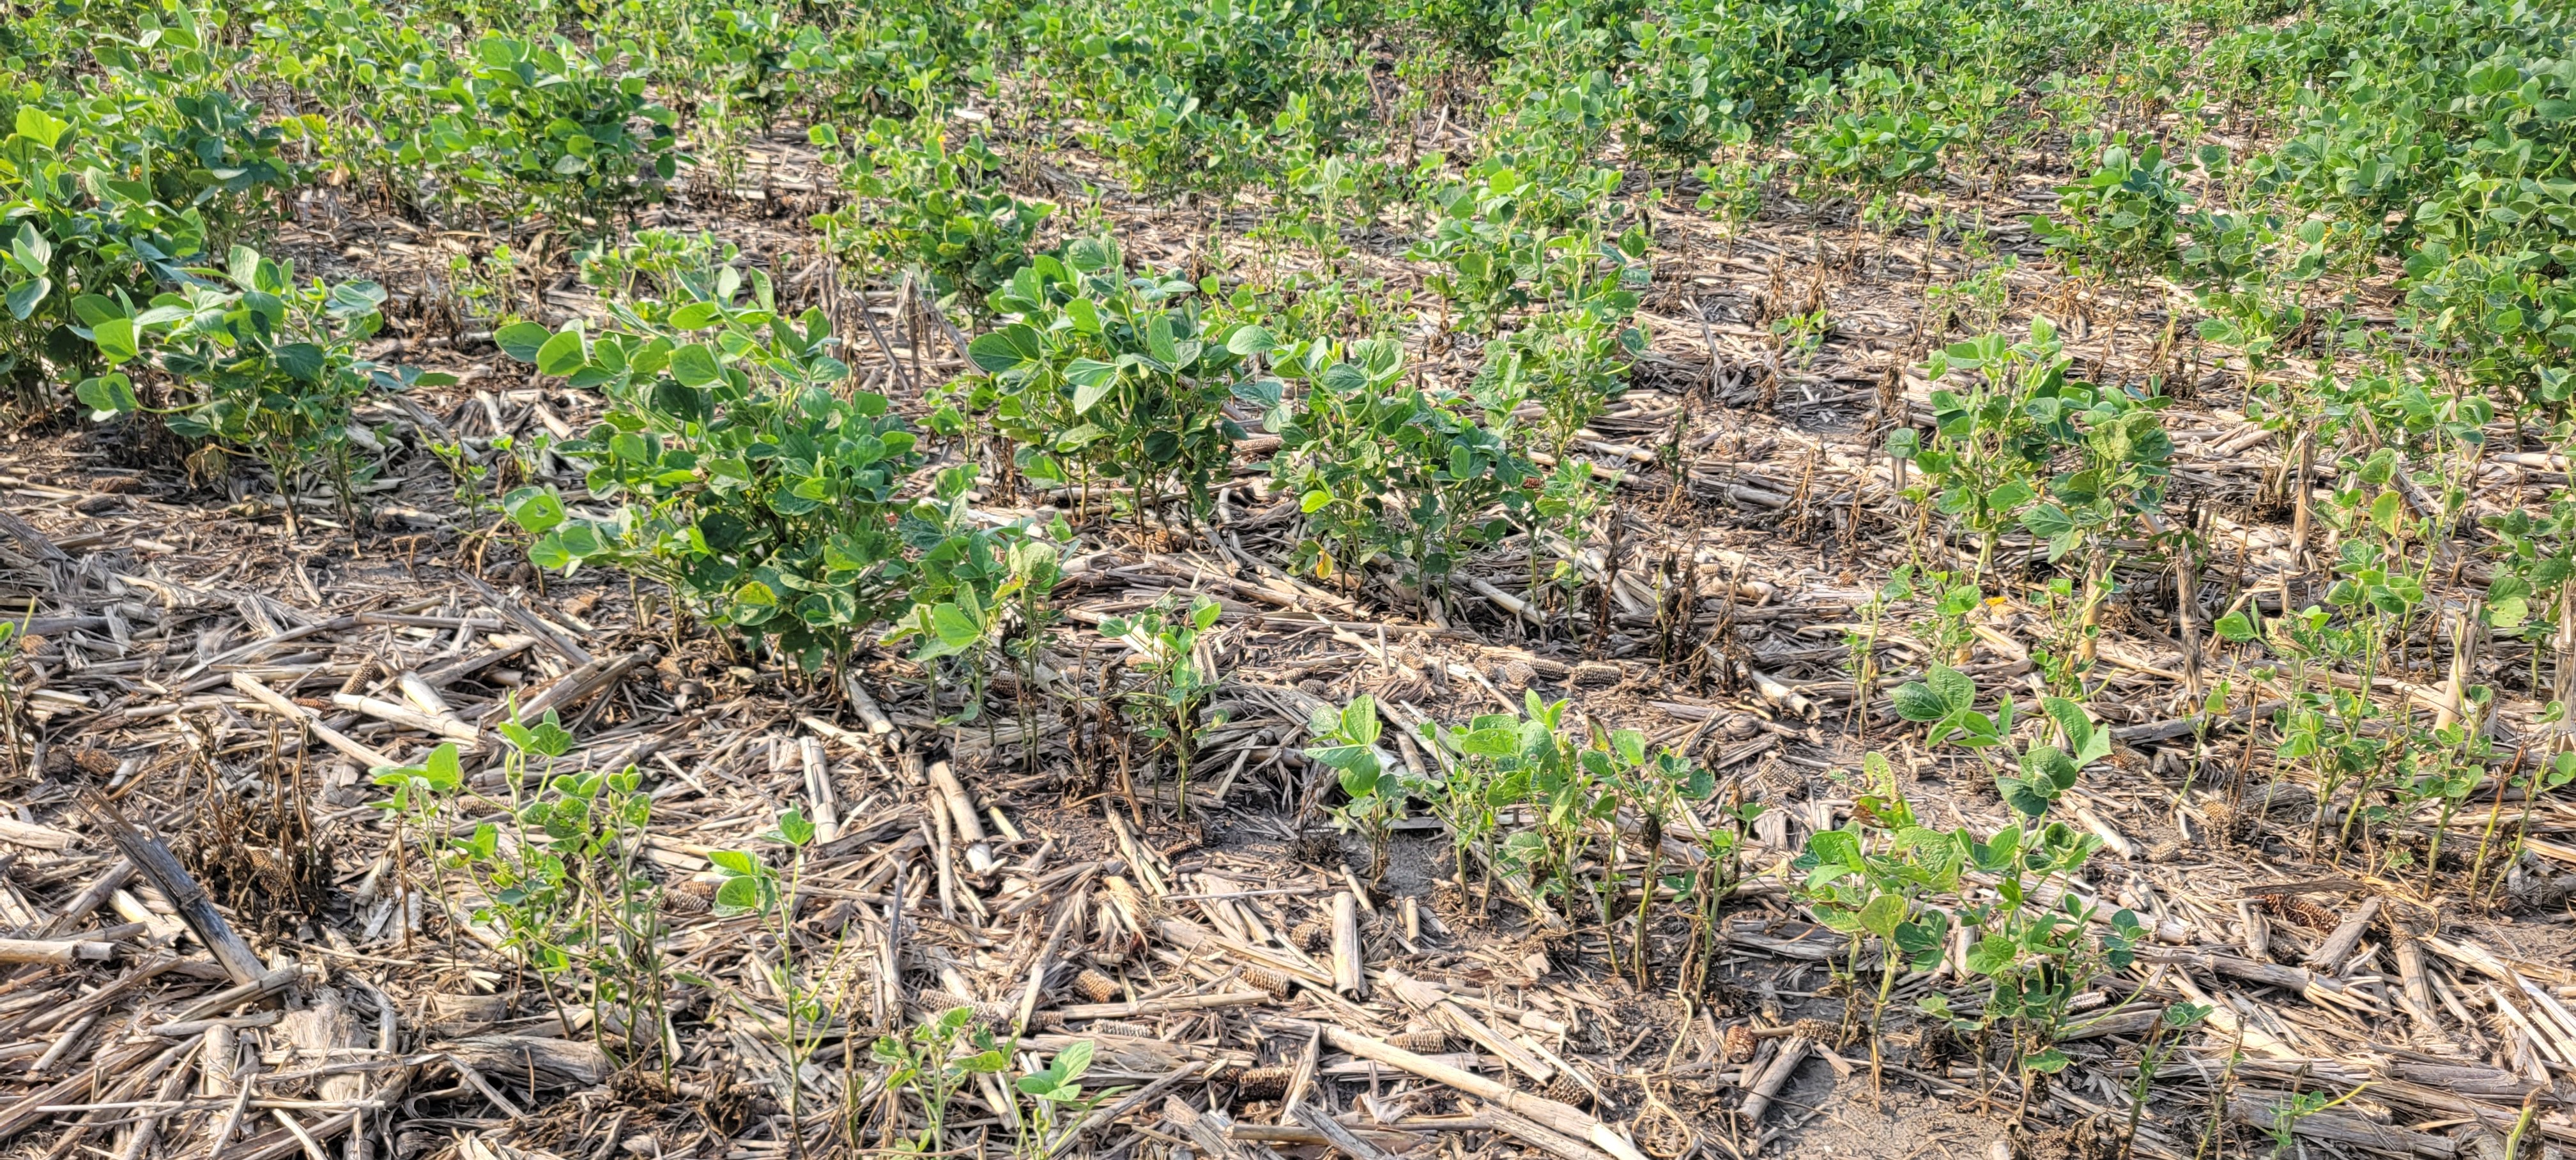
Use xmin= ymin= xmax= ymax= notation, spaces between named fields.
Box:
xmin=1101 ymin=594 xmax=1226 ymax=818
xmin=373 ymin=714 xmax=672 ymax=1071
xmin=1793 ymin=752 xmax=1956 ymax=1088
xmin=1307 ymin=695 xmax=1409 ymax=881
xmin=709 ymin=810 xmax=827 ymax=1149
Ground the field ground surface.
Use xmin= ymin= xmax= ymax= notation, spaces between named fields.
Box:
xmin=1 ymin=0 xmax=2574 ymax=1158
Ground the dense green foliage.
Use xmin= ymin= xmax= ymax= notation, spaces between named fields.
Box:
xmin=961 ymin=238 xmax=1261 ymax=516
xmin=2 ymin=6 xmax=303 ymax=397
xmin=2 ymin=0 xmax=2566 ymax=672
xmin=494 ymin=261 xmax=924 ymax=671
xmin=73 ymin=246 xmax=447 ymax=512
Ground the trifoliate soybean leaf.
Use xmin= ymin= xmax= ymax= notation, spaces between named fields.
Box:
xmin=4 ymin=277 xmax=48 ymax=321
xmin=4 ymin=223 xmax=42 ymax=270
xmin=91 ymin=317 xmax=136 ymax=362
xmin=1857 ymin=892 xmax=1905 ymax=940
xmin=931 ymin=603 xmax=981 ymax=647
xmin=2024 ymin=744 xmax=2078 ymax=790
xmin=526 ymin=535 xmax=573 ymax=570
xmin=715 ymin=875 xmax=762 ymax=913
xmin=75 ymin=373 xmax=137 ymax=418
xmin=535 ymin=328 xmax=585 ymax=376
xmin=495 ymin=321 xmax=551 ymax=362
xmin=1066 ymin=355 xmax=1117 ymax=386
xmin=326 ymin=280 xmax=387 ymax=315
xmin=652 ymin=378 xmax=712 ymax=423
xmin=227 ymin=245 xmax=262 ymax=292
xmin=2370 ymin=490 xmax=2404 ymax=537
xmin=1073 ymin=378 xmax=1114 ymax=416
xmin=1342 ymin=696 xmax=1379 ymax=745
xmin=2020 ymin=502 xmax=2074 ymax=538
xmin=274 ymin=342 xmax=325 ymax=382
xmin=670 ymin=342 xmax=721 ymax=388
xmin=1066 ymin=236 xmax=1116 ymax=273
xmin=1459 ymin=726 xmax=1517 ymax=758
xmin=1965 ymin=933 xmax=2017 ymax=975
xmin=12 ymin=107 xmax=68 ymax=150
xmin=505 ymin=487 xmax=565 ymax=534
xmin=1055 ymin=1039 xmax=1093 ymax=1081
xmin=2041 ymin=696 xmax=2093 ymax=754
xmin=422 ymin=742 xmax=462 ymax=788
xmin=1804 ymin=828 xmax=1862 ymax=871
xmin=1997 ymin=773 xmax=2053 ymax=818
xmin=1144 ymin=314 xmax=1178 ymax=367
xmin=1894 ymin=915 xmax=1947 ymax=956
xmin=69 ymin=294 xmax=119 ymax=327
xmin=1227 ymin=324 xmax=1275 ymax=356
xmin=1891 ymin=681 xmax=1946 ymax=721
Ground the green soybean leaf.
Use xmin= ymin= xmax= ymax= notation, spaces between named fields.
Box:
xmin=13 ymin=107 xmax=70 ymax=150
xmin=1857 ymin=893 xmax=1905 ymax=940
xmin=92 ymin=317 xmax=137 ymax=363
xmin=505 ymin=487 xmax=565 ymax=534
xmin=931 ymin=604 xmax=981 ymax=647
xmin=715 ymin=875 xmax=762 ymax=913
xmin=11 ymin=224 xmax=49 ymax=271
xmin=4 ymin=277 xmax=48 ymax=321
xmin=1927 ymin=664 xmax=1975 ymax=713
xmin=1892 ymin=682 xmax=1947 ymax=722
xmin=670 ymin=343 xmax=721 ymax=388
xmin=1226 ymin=324 xmax=1275 ymax=356
xmin=496 ymin=321 xmax=551 ymax=362
xmin=75 ymin=374 xmax=139 ymax=418
xmin=1072 ymin=373 xmax=1116 ymax=416
xmin=535 ymin=328 xmax=586 ymax=376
